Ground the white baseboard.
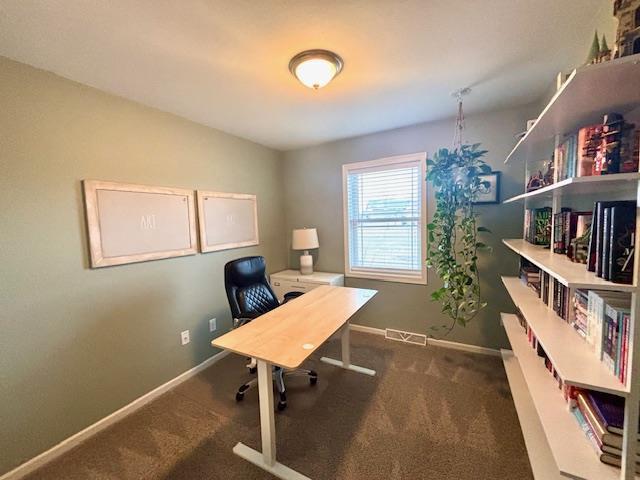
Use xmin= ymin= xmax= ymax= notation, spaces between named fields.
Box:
xmin=427 ymin=338 xmax=501 ymax=357
xmin=349 ymin=323 xmax=386 ymax=336
xmin=350 ymin=323 xmax=500 ymax=357
xmin=0 ymin=349 xmax=230 ymax=480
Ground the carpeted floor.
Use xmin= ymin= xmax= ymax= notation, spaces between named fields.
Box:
xmin=25 ymin=332 xmax=533 ymax=480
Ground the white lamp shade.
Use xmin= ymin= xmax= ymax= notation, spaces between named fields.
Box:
xmin=292 ymin=228 xmax=319 ymax=250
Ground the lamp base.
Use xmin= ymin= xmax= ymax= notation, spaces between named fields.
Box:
xmin=300 ymin=251 xmax=313 ymax=275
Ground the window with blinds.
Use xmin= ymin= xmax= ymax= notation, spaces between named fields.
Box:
xmin=342 ymin=153 xmax=427 ymax=284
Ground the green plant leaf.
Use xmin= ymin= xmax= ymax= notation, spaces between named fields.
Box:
xmin=426 ymin=142 xmax=490 ymax=334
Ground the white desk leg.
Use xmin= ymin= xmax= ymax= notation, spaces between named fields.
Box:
xmin=320 ymin=324 xmax=376 ymax=376
xmin=232 ymin=359 xmax=312 ymax=480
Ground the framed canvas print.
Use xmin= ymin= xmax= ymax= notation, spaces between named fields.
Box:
xmin=197 ymin=191 xmax=259 ymax=253
xmin=474 ymin=171 xmax=501 ymax=204
xmin=83 ymin=180 xmax=198 ymax=268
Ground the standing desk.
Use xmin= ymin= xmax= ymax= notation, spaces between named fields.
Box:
xmin=212 ymin=285 xmax=377 ymax=480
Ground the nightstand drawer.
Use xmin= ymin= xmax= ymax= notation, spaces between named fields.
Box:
xmin=271 ymin=279 xmax=315 ymax=301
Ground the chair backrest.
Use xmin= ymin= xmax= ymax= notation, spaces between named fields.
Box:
xmin=224 ymin=256 xmax=280 ymax=320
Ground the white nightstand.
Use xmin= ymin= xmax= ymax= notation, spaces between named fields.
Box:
xmin=269 ymin=269 xmax=345 ymax=302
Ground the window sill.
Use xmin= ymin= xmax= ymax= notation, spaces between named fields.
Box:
xmin=345 ymin=271 xmax=427 ymax=285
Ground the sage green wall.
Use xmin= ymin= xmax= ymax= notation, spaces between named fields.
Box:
xmin=282 ymin=105 xmax=536 ymax=349
xmin=0 ymin=57 xmax=287 ymax=475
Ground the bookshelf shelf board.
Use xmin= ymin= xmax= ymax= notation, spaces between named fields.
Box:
xmin=502 ymin=238 xmax=637 ymax=292
xmin=505 ymin=54 xmax=640 ymax=164
xmin=502 ymin=276 xmax=629 ymax=396
xmin=502 ymin=347 xmax=564 ymax=480
xmin=502 ymin=313 xmax=623 ymax=480
xmin=503 ymin=173 xmax=640 ymax=204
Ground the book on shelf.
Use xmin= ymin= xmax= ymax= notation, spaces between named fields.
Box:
xmin=524 ymin=207 xmax=552 ymax=246
xmin=552 ymin=278 xmax=570 ymax=321
xmin=578 ymin=125 xmax=601 ymax=177
xmin=585 ymin=290 xmax=630 ymax=362
xmin=572 ymin=289 xmax=589 ymax=337
xmin=519 ymin=258 xmax=541 ymax=292
xmin=573 ymin=395 xmax=640 ymax=473
xmin=588 ymin=390 xmax=640 ymax=438
xmin=587 ymin=202 xmax=598 ymax=271
xmin=551 ymin=113 xmax=638 ymax=182
xmin=553 ymin=208 xmax=571 ymax=254
xmin=608 ymin=202 xmax=636 ymax=284
xmin=541 ymin=271 xmax=550 ymax=305
xmin=600 ymin=454 xmax=640 ymax=473
xmin=603 ymin=300 xmax=631 ymax=381
xmin=566 ymin=211 xmax=592 ymax=262
xmin=591 ymin=200 xmax=636 ymax=282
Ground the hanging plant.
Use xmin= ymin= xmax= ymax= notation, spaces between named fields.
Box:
xmin=426 ymin=143 xmax=492 ymax=333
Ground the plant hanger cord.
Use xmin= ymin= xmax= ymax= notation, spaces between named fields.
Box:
xmin=452 ymin=92 xmax=465 ymax=149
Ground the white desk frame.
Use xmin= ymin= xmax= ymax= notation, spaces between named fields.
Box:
xmin=232 ymin=322 xmax=376 ymax=480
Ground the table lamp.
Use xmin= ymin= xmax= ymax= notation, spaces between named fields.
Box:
xmin=292 ymin=228 xmax=319 ymax=275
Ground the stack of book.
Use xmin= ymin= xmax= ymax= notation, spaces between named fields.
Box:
xmin=587 ymin=200 xmax=636 ymax=284
xmin=519 ymin=259 xmax=541 ymax=294
xmin=524 ymin=207 xmax=552 ymax=246
xmin=572 ymin=389 xmax=640 ymax=473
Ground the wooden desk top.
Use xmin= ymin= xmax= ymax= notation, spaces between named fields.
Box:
xmin=212 ymin=285 xmax=377 ymax=369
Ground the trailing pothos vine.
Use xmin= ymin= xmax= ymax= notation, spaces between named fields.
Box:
xmin=426 ymin=143 xmax=492 ymax=334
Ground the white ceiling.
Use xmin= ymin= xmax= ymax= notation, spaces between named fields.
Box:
xmin=0 ymin=0 xmax=616 ymax=150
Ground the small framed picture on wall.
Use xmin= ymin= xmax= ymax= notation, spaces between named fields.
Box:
xmin=474 ymin=171 xmax=501 ymax=204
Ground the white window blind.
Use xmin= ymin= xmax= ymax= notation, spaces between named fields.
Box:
xmin=343 ymin=154 xmax=426 ymax=284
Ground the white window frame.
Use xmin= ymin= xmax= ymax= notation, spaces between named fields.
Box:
xmin=342 ymin=152 xmax=427 ymax=285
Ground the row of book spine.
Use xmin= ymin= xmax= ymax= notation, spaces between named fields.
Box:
xmin=586 ymin=200 xmax=636 ymax=284
xmin=555 ymin=113 xmax=639 ymax=181
xmin=552 ymin=209 xmax=592 ymax=263
xmin=524 ymin=207 xmax=552 ymax=246
xmin=519 ymin=259 xmax=631 ymax=385
xmin=516 ymin=308 xmax=638 ymax=472
xmin=581 ymin=290 xmax=632 ymax=384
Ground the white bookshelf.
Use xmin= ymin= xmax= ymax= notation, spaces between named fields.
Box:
xmin=500 ymin=55 xmax=640 ymax=480
xmin=502 ymin=276 xmax=628 ymax=396
xmin=502 ymin=314 xmax=621 ymax=480
xmin=503 ymin=239 xmax=636 ymax=292
xmin=503 ymin=173 xmax=640 ymax=204
xmin=502 ymin=346 xmax=564 ymax=480
xmin=505 ymin=54 xmax=640 ymax=164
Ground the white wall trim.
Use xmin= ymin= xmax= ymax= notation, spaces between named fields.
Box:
xmin=349 ymin=323 xmax=386 ymax=336
xmin=427 ymin=337 xmax=501 ymax=357
xmin=0 ymin=349 xmax=230 ymax=480
xmin=349 ymin=323 xmax=500 ymax=356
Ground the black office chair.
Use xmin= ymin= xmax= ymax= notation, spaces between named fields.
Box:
xmin=224 ymin=256 xmax=318 ymax=411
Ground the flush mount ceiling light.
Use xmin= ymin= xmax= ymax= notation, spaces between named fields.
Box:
xmin=289 ymin=49 xmax=343 ymax=90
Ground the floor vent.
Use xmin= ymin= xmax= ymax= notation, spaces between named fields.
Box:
xmin=385 ymin=328 xmax=427 ymax=346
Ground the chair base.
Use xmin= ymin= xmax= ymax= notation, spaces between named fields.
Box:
xmin=235 ymin=367 xmax=317 ymax=411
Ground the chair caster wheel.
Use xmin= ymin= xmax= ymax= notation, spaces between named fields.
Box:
xmin=310 ymin=376 xmax=318 ymax=385
xmin=236 ymin=392 xmax=244 ymax=402
xmin=248 ymin=366 xmax=257 ymax=374
xmin=277 ymin=401 xmax=287 ymax=411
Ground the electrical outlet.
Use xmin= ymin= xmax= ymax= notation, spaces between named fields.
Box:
xmin=209 ymin=318 xmax=217 ymax=332
xmin=181 ymin=330 xmax=190 ymax=345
